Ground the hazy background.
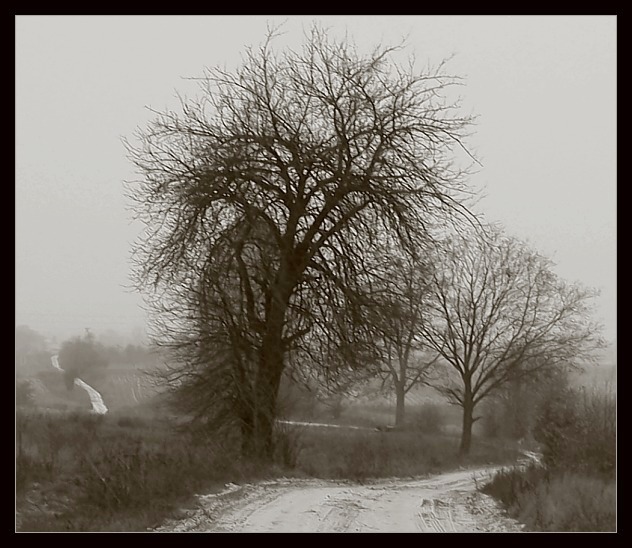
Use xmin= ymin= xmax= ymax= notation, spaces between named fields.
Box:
xmin=15 ymin=15 xmax=616 ymax=346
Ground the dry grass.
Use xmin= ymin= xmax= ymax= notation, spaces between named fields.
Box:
xmin=482 ymin=466 xmax=616 ymax=532
xmin=16 ymin=403 xmax=521 ymax=532
xmin=286 ymin=425 xmax=518 ymax=481
xmin=482 ymin=382 xmax=617 ymax=532
xmin=15 ymin=409 xmax=259 ymax=531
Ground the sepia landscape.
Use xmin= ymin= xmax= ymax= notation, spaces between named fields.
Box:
xmin=16 ymin=16 xmax=616 ymax=533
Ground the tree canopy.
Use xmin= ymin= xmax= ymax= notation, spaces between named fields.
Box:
xmin=126 ymin=25 xmax=480 ymax=457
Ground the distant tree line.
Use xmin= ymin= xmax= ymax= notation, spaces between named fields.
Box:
xmin=15 ymin=325 xmax=51 ymax=374
xmin=16 ymin=326 xmax=157 ymax=378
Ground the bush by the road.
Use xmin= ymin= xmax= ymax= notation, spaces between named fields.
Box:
xmin=15 ymin=409 xmax=261 ymax=531
xmin=533 ymin=384 xmax=615 ymax=477
xmin=482 ymin=383 xmax=616 ymax=532
xmin=483 ymin=465 xmax=615 ymax=532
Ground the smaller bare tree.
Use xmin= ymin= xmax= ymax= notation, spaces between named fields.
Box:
xmin=420 ymin=226 xmax=604 ymax=455
xmin=373 ymin=253 xmax=439 ymax=427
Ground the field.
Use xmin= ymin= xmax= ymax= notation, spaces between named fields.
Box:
xmin=15 ymin=363 xmax=524 ymax=532
xmin=15 ymin=357 xmax=615 ymax=532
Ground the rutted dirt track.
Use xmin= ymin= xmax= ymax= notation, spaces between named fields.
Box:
xmin=155 ymin=466 xmax=524 ymax=533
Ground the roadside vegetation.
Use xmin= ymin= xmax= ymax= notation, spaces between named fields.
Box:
xmin=16 ymin=328 xmax=614 ymax=532
xmin=16 ymin=407 xmax=259 ymax=532
xmin=16 ymin=398 xmax=521 ymax=532
xmin=482 ymin=380 xmax=616 ymax=532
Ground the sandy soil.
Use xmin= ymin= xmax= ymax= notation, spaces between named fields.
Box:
xmin=154 ymin=465 xmax=525 ymax=533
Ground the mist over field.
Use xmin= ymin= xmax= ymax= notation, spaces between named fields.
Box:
xmin=16 ymin=15 xmax=616 ymax=533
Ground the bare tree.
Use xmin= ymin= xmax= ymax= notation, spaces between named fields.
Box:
xmin=373 ymin=253 xmax=439 ymax=427
xmin=126 ymin=25 xmax=476 ymax=459
xmin=420 ymin=226 xmax=604 ymax=455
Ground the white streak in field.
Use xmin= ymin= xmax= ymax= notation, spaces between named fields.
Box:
xmin=131 ymin=379 xmax=138 ymax=403
xmin=277 ymin=420 xmax=375 ymax=431
xmin=50 ymin=354 xmax=108 ymax=414
xmin=73 ymin=378 xmax=108 ymax=414
xmin=51 ymin=354 xmax=62 ymax=371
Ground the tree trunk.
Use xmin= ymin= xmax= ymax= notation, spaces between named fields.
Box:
xmin=459 ymin=389 xmax=475 ymax=456
xmin=246 ymin=276 xmax=293 ymax=461
xmin=247 ymin=338 xmax=285 ymax=462
xmin=395 ymin=381 xmax=406 ymax=428
xmin=239 ymin=405 xmax=255 ymax=457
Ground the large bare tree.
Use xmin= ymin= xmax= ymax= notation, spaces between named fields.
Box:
xmin=420 ymin=226 xmax=604 ymax=455
xmin=126 ymin=25 xmax=476 ymax=459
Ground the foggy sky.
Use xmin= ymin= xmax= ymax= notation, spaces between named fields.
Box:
xmin=15 ymin=15 xmax=617 ymax=344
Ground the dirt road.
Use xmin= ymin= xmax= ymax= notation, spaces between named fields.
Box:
xmin=155 ymin=466 xmax=524 ymax=533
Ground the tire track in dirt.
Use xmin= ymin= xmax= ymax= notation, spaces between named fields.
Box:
xmin=418 ymin=499 xmax=447 ymax=532
xmin=155 ymin=467 xmax=525 ymax=533
xmin=417 ymin=499 xmax=461 ymax=532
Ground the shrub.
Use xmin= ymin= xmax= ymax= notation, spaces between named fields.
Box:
xmin=483 ymin=381 xmax=617 ymax=532
xmin=482 ymin=464 xmax=548 ymax=507
xmin=343 ymin=434 xmax=390 ymax=481
xmin=409 ymin=403 xmax=445 ymax=434
xmin=533 ymin=385 xmax=616 ymax=478
xmin=483 ymin=467 xmax=615 ymax=532
xmin=16 ymin=410 xmax=240 ymax=529
xmin=78 ymin=441 xmax=183 ymax=511
xmin=534 ymin=473 xmax=615 ymax=532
